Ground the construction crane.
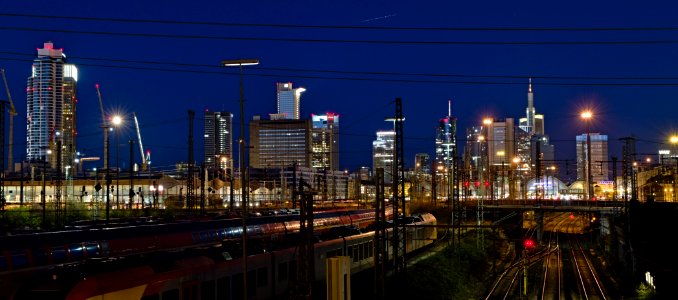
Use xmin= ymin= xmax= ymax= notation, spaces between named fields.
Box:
xmin=95 ymin=83 xmax=109 ymax=169
xmin=1 ymin=69 xmax=17 ymax=172
xmin=132 ymin=112 xmax=149 ymax=171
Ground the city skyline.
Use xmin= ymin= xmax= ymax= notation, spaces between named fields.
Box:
xmin=0 ymin=2 xmax=677 ymax=173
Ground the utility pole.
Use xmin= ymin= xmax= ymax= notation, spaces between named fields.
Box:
xmin=129 ymin=139 xmax=135 ymax=209
xmin=187 ymin=110 xmax=195 ymax=213
xmin=55 ymin=139 xmax=63 ymax=227
xmin=373 ymin=168 xmax=386 ymax=299
xmin=0 ymin=101 xmax=5 ymax=212
xmin=293 ymin=178 xmax=316 ymax=300
xmin=392 ymin=97 xmax=407 ymax=278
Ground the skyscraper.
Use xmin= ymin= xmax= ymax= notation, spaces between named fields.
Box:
xmin=311 ymin=113 xmax=339 ymax=170
xmin=373 ymin=131 xmax=395 ymax=183
xmin=517 ymin=79 xmax=554 ymax=172
xmin=485 ymin=118 xmax=515 ymax=167
xmin=576 ymin=133 xmax=609 ymax=183
xmin=276 ymin=82 xmax=305 ymax=120
xmin=62 ymin=64 xmax=78 ymax=173
xmin=204 ymin=110 xmax=233 ymax=170
xmin=519 ymin=79 xmax=545 ymax=135
xmin=26 ymin=42 xmax=77 ymax=168
xmin=435 ymin=100 xmax=457 ymax=170
xmin=249 ymin=117 xmax=312 ymax=169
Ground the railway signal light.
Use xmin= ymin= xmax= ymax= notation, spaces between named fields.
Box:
xmin=524 ymin=239 xmax=535 ymax=249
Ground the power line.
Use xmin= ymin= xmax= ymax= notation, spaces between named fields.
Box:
xmin=3 ymin=12 xmax=678 ymax=32
xmin=5 ymin=50 xmax=678 ymax=81
xmin=8 ymin=49 xmax=678 ymax=80
xmin=6 ymin=56 xmax=678 ymax=87
xmin=1 ymin=25 xmax=678 ymax=45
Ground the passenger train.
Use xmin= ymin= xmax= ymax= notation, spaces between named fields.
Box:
xmin=62 ymin=213 xmax=437 ymax=300
xmin=0 ymin=208 xmax=392 ymax=299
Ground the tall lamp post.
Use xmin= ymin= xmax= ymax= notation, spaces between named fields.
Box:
xmin=581 ymin=111 xmax=593 ymax=201
xmin=222 ymin=58 xmax=259 ymax=300
xmin=670 ymin=135 xmax=678 ymax=201
xmin=112 ymin=115 xmax=123 ymax=210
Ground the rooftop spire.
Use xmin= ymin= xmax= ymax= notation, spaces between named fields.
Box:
xmin=448 ymin=99 xmax=451 ymax=117
xmin=528 ymin=77 xmax=533 ymax=93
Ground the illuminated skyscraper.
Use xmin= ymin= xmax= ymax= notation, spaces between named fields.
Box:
xmin=517 ymin=79 xmax=554 ymax=171
xmin=204 ymin=110 xmax=233 ymax=170
xmin=435 ymin=100 xmax=457 ymax=170
xmin=26 ymin=42 xmax=77 ymax=169
xmin=519 ymin=79 xmax=545 ymax=135
xmin=249 ymin=117 xmax=312 ymax=168
xmin=485 ymin=118 xmax=515 ymax=167
xmin=577 ymin=133 xmax=609 ymax=182
xmin=311 ymin=113 xmax=339 ymax=170
xmin=276 ymin=82 xmax=305 ymax=120
xmin=373 ymin=130 xmax=395 ymax=183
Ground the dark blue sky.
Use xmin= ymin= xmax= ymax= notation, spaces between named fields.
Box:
xmin=1 ymin=1 xmax=677 ymax=172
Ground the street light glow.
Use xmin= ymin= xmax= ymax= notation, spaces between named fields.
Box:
xmin=112 ymin=115 xmax=123 ymax=126
xmin=483 ymin=118 xmax=493 ymax=125
xmin=221 ymin=59 xmax=260 ymax=66
xmin=670 ymin=135 xmax=678 ymax=144
xmin=581 ymin=110 xmax=592 ymax=120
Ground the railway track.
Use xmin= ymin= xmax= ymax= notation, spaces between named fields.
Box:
xmin=486 ymin=211 xmax=609 ymax=299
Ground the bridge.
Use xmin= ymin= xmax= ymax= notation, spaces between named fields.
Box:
xmin=448 ymin=199 xmax=624 ymax=214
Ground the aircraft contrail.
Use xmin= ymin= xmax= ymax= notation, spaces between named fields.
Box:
xmin=361 ymin=13 xmax=397 ymax=23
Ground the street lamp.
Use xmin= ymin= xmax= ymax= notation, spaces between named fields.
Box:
xmin=112 ymin=115 xmax=123 ymax=210
xmin=222 ymin=58 xmax=259 ymax=300
xmin=670 ymin=135 xmax=678 ymax=201
xmin=581 ymin=110 xmax=593 ymax=201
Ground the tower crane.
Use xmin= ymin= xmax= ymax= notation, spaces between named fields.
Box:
xmin=1 ymin=69 xmax=17 ymax=172
xmin=95 ymin=83 xmax=109 ymax=169
xmin=132 ymin=112 xmax=149 ymax=171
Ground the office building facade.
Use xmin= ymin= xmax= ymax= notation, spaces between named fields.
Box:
xmin=204 ymin=110 xmax=233 ymax=170
xmin=576 ymin=133 xmax=609 ymax=183
xmin=249 ymin=118 xmax=312 ymax=169
xmin=311 ymin=113 xmax=339 ymax=170
xmin=373 ymin=131 xmax=395 ymax=183
xmin=276 ymin=82 xmax=305 ymax=120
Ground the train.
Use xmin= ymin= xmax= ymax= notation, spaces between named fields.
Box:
xmin=59 ymin=213 xmax=437 ymax=300
xmin=0 ymin=208 xmax=393 ymax=298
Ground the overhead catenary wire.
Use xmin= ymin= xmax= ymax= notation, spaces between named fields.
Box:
xmin=5 ymin=56 xmax=678 ymax=87
xmin=3 ymin=12 xmax=678 ymax=32
xmin=2 ymin=25 xmax=678 ymax=46
xmin=5 ymin=49 xmax=678 ymax=81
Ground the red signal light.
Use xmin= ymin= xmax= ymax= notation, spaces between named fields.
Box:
xmin=475 ymin=181 xmax=480 ymax=187
xmin=524 ymin=239 xmax=535 ymax=249
xmin=464 ymin=181 xmax=469 ymax=187
xmin=484 ymin=181 xmax=490 ymax=187
xmin=569 ymin=214 xmax=575 ymax=220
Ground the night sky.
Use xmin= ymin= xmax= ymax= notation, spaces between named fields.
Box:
xmin=1 ymin=1 xmax=678 ymax=173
